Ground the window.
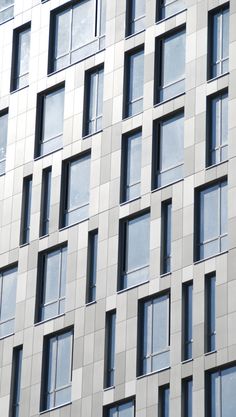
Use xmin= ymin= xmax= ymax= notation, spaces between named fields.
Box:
xmin=182 ymin=282 xmax=193 ymax=361
xmin=195 ymin=179 xmax=227 ymax=261
xmin=124 ymin=48 xmax=144 ymax=118
xmin=0 ymin=109 xmax=8 ymax=175
xmin=35 ymin=85 xmax=65 ymax=157
xmin=41 ymin=329 xmax=73 ymax=411
xmin=182 ymin=378 xmax=192 ymax=417
xmin=161 ymin=200 xmax=172 ymax=274
xmin=0 ymin=266 xmax=17 ymax=338
xmin=126 ymin=0 xmax=145 ymax=36
xmin=0 ymin=0 xmax=14 ymax=24
xmin=209 ymin=5 xmax=229 ymax=79
xmin=40 ymin=167 xmax=52 ymax=237
xmin=205 ymin=274 xmax=216 ymax=353
xmin=104 ymin=310 xmax=116 ymax=388
xmin=11 ymin=23 xmax=31 ymax=91
xmin=105 ymin=399 xmax=135 ymax=417
xmin=207 ymin=366 xmax=236 ymax=417
xmin=159 ymin=385 xmax=170 ymax=417
xmin=20 ymin=175 xmax=32 ymax=245
xmin=153 ymin=111 xmax=184 ymax=188
xmin=83 ymin=65 xmax=104 ymax=136
xmin=86 ymin=229 xmax=98 ymax=303
xmin=49 ymin=0 xmax=106 ymax=73
xmin=157 ymin=0 xmax=186 ymax=21
xmin=119 ymin=211 xmax=150 ymax=290
xmin=156 ymin=28 xmax=186 ymax=103
xmin=37 ymin=246 xmax=67 ymax=322
xmin=60 ymin=152 xmax=91 ymax=228
xmin=121 ymin=129 xmax=142 ymax=203
xmin=207 ymin=90 xmax=228 ymax=166
xmin=9 ymin=346 xmax=23 ymax=417
xmin=138 ymin=293 xmax=170 ymax=376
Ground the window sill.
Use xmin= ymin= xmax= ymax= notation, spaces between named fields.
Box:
xmin=194 ymin=250 xmax=228 ymax=265
xmin=0 ymin=16 xmax=14 ymax=27
xmin=103 ymin=385 xmax=115 ymax=392
xmin=82 ymin=129 xmax=103 ymax=140
xmin=137 ymin=366 xmax=170 ymax=380
xmin=85 ymin=300 xmax=97 ymax=307
xmin=151 ymin=178 xmax=183 ymax=193
xmin=10 ymin=84 xmax=29 ymax=94
xmin=117 ymin=279 xmax=149 ymax=294
xmin=154 ymin=92 xmax=185 ymax=108
xmin=59 ymin=217 xmax=89 ymax=232
xmin=0 ymin=332 xmax=14 ymax=341
xmin=181 ymin=358 xmax=193 ymax=365
xmin=204 ymin=350 xmax=217 ymax=357
xmin=40 ymin=401 xmax=72 ymax=415
xmin=207 ymin=72 xmax=229 ymax=84
xmin=34 ymin=147 xmax=63 ymax=161
xmin=120 ymin=196 xmax=141 ymax=206
xmin=205 ymin=159 xmax=228 ymax=170
xmin=34 ymin=313 xmax=65 ymax=327
xmin=39 ymin=234 xmax=49 ymax=240
xmin=125 ymin=28 xmax=145 ymax=40
xmin=19 ymin=242 xmax=30 ymax=248
xmin=156 ymin=8 xmax=187 ymax=25
xmin=160 ymin=271 xmax=172 ymax=278
xmin=122 ymin=110 xmax=143 ymax=122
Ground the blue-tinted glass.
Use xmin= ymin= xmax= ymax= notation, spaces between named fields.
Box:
xmin=108 ymin=401 xmax=134 ymax=417
xmin=162 ymin=201 xmax=172 ymax=274
xmin=209 ymin=92 xmax=228 ymax=165
xmin=206 ymin=275 xmax=216 ymax=352
xmin=126 ymin=49 xmax=144 ymax=117
xmin=160 ymin=386 xmax=169 ymax=417
xmin=159 ymin=0 xmax=186 ymax=20
xmin=128 ymin=0 xmax=145 ymax=35
xmin=87 ymin=231 xmax=98 ymax=303
xmin=105 ymin=311 xmax=116 ymax=388
xmin=40 ymin=168 xmax=52 ymax=236
xmin=123 ymin=130 xmax=142 ymax=202
xmin=183 ymin=379 xmax=192 ymax=417
xmin=86 ymin=67 xmax=104 ymax=135
xmin=183 ymin=283 xmax=193 ymax=360
xmin=21 ymin=176 xmax=32 ymax=244
xmin=210 ymin=367 xmax=236 ymax=417
xmin=211 ymin=7 xmax=229 ymax=78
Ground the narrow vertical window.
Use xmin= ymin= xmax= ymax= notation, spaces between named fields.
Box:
xmin=0 ymin=109 xmax=8 ymax=175
xmin=182 ymin=282 xmax=193 ymax=361
xmin=20 ymin=175 xmax=32 ymax=245
xmin=86 ymin=230 xmax=98 ymax=303
xmin=182 ymin=378 xmax=192 ymax=417
xmin=158 ymin=0 xmax=186 ymax=21
xmin=9 ymin=346 xmax=23 ymax=417
xmin=124 ymin=47 xmax=144 ymax=118
xmin=159 ymin=385 xmax=170 ymax=417
xmin=83 ymin=66 xmax=104 ymax=136
xmin=0 ymin=0 xmax=14 ymax=24
xmin=207 ymin=91 xmax=228 ymax=166
xmin=121 ymin=129 xmax=142 ymax=203
xmin=104 ymin=310 xmax=116 ymax=388
xmin=126 ymin=0 xmax=145 ymax=36
xmin=0 ymin=266 xmax=17 ymax=338
xmin=207 ymin=366 xmax=236 ymax=417
xmin=205 ymin=274 xmax=216 ymax=353
xmin=161 ymin=200 xmax=172 ymax=274
xmin=209 ymin=6 xmax=229 ymax=79
xmin=40 ymin=167 xmax=52 ymax=237
xmin=11 ymin=23 xmax=31 ymax=91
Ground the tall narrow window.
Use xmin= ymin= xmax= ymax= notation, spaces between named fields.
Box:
xmin=40 ymin=167 xmax=52 ymax=237
xmin=138 ymin=293 xmax=170 ymax=376
xmin=9 ymin=346 xmax=23 ymax=417
xmin=126 ymin=0 xmax=145 ymax=36
xmin=104 ymin=310 xmax=116 ymax=388
xmin=83 ymin=66 xmax=104 ymax=136
xmin=0 ymin=109 xmax=8 ymax=175
xmin=121 ymin=129 xmax=142 ymax=203
xmin=35 ymin=84 xmax=65 ymax=158
xmin=105 ymin=399 xmax=135 ymax=417
xmin=41 ymin=329 xmax=73 ymax=411
xmin=182 ymin=282 xmax=193 ymax=361
xmin=159 ymin=385 xmax=170 ymax=417
xmin=207 ymin=366 xmax=236 ymax=417
xmin=209 ymin=5 xmax=229 ymax=79
xmin=119 ymin=211 xmax=150 ymax=290
xmin=0 ymin=266 xmax=17 ymax=338
xmin=86 ymin=230 xmax=98 ymax=303
xmin=60 ymin=152 xmax=91 ymax=228
xmin=0 ymin=0 xmax=14 ymax=24
xmin=124 ymin=47 xmax=144 ymax=118
xmin=205 ymin=274 xmax=216 ymax=353
xmin=11 ymin=23 xmax=31 ymax=91
xmin=20 ymin=175 xmax=32 ymax=245
xmin=182 ymin=378 xmax=192 ymax=417
xmin=158 ymin=0 xmax=186 ymax=21
xmin=156 ymin=28 xmax=186 ymax=103
xmin=207 ymin=90 xmax=228 ymax=166
xmin=161 ymin=200 xmax=172 ymax=274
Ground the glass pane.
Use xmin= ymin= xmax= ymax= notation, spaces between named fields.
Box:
xmin=220 ymin=181 xmax=227 ymax=237
xmin=17 ymin=27 xmax=30 ymax=80
xmin=0 ymin=0 xmax=14 ymax=10
xmin=160 ymin=386 xmax=170 ymax=417
xmin=200 ymin=185 xmax=219 ymax=244
xmin=0 ymin=112 xmax=8 ymax=162
xmin=162 ymin=30 xmax=185 ymax=88
xmin=0 ymin=267 xmax=17 ymax=322
xmin=212 ymin=12 xmax=221 ymax=72
xmin=59 ymin=247 xmax=67 ymax=299
xmin=118 ymin=401 xmax=134 ymax=417
xmin=152 ymin=295 xmax=169 ymax=353
xmin=99 ymin=0 xmax=106 ymax=36
xmin=159 ymin=112 xmax=184 ymax=174
xmin=47 ymin=336 xmax=57 ymax=399
xmin=67 ymin=154 xmax=91 ymax=211
xmin=210 ymin=372 xmax=220 ymax=417
xmin=161 ymin=0 xmax=186 ymax=19
xmin=97 ymin=68 xmax=104 ymax=119
xmin=42 ymin=88 xmax=65 ymax=143
xmin=221 ymin=93 xmax=228 ymax=146
xmin=125 ymin=131 xmax=142 ymax=200
xmin=222 ymin=367 xmax=236 ymax=417
xmin=126 ymin=212 xmax=150 ymax=273
xmin=128 ymin=49 xmax=144 ymax=116
xmin=56 ymin=332 xmax=72 ymax=388
xmin=55 ymin=386 xmax=71 ymax=407
xmin=44 ymin=250 xmax=60 ymax=304
xmin=143 ymin=300 xmax=152 ymax=362
xmin=55 ymin=9 xmax=71 ymax=59
xmin=72 ymin=1 xmax=95 ymax=51
xmin=132 ymin=0 xmax=145 ymax=20
xmin=222 ymin=9 xmax=229 ymax=61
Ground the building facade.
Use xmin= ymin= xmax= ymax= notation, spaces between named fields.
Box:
xmin=0 ymin=0 xmax=235 ymax=416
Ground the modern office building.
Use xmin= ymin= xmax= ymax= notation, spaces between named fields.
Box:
xmin=0 ymin=0 xmax=235 ymax=416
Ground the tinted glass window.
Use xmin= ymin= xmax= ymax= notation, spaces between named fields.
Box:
xmin=12 ymin=25 xmax=31 ymax=91
xmin=84 ymin=66 xmax=104 ymax=136
xmin=209 ymin=366 xmax=236 ymax=417
xmin=210 ymin=7 xmax=229 ymax=79
xmin=122 ymin=130 xmax=142 ymax=202
xmin=125 ymin=48 xmax=144 ymax=117
xmin=127 ymin=0 xmax=145 ymax=35
xmin=158 ymin=0 xmax=186 ymax=20
xmin=0 ymin=0 xmax=14 ymax=24
xmin=107 ymin=400 xmax=134 ymax=417
xmin=20 ymin=176 xmax=32 ymax=245
xmin=182 ymin=378 xmax=192 ymax=417
xmin=86 ymin=230 xmax=98 ymax=303
xmin=161 ymin=200 xmax=172 ymax=274
xmin=104 ymin=310 xmax=116 ymax=388
xmin=40 ymin=168 xmax=52 ymax=237
xmin=205 ymin=275 xmax=216 ymax=352
xmin=0 ymin=266 xmax=17 ymax=338
xmin=159 ymin=385 xmax=170 ymax=417
xmin=208 ymin=91 xmax=228 ymax=166
xmin=0 ymin=110 xmax=8 ymax=175
xmin=10 ymin=346 xmax=23 ymax=417
xmin=183 ymin=282 xmax=193 ymax=360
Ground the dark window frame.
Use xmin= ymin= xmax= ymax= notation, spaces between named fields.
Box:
xmin=83 ymin=64 xmax=104 ymax=137
xmin=126 ymin=0 xmax=146 ymax=37
xmin=20 ymin=175 xmax=32 ymax=245
xmin=103 ymin=397 xmax=135 ymax=417
xmin=158 ymin=384 xmax=170 ymax=417
xmin=86 ymin=229 xmax=98 ymax=304
xmin=182 ymin=281 xmax=193 ymax=361
xmin=10 ymin=21 xmax=31 ymax=92
xmin=156 ymin=0 xmax=186 ymax=22
xmin=0 ymin=107 xmax=9 ymax=176
xmin=104 ymin=309 xmax=116 ymax=389
xmin=182 ymin=377 xmax=193 ymax=417
xmin=9 ymin=345 xmax=23 ymax=417
xmin=161 ymin=199 xmax=172 ymax=275
xmin=205 ymin=273 xmax=216 ymax=353
xmin=40 ymin=166 xmax=52 ymax=237
xmin=123 ymin=45 xmax=144 ymax=119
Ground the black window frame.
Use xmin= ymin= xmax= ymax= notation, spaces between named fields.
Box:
xmin=9 ymin=345 xmax=23 ymax=417
xmin=158 ymin=384 xmax=170 ymax=417
xmin=161 ymin=199 xmax=172 ymax=275
xmin=40 ymin=166 xmax=52 ymax=237
xmin=126 ymin=0 xmax=146 ymax=37
xmin=104 ymin=309 xmax=116 ymax=389
xmin=83 ymin=64 xmax=104 ymax=137
xmin=86 ymin=228 xmax=98 ymax=304
xmin=103 ymin=397 xmax=135 ymax=417
xmin=10 ymin=21 xmax=31 ymax=92
xmin=205 ymin=273 xmax=216 ymax=353
xmin=182 ymin=281 xmax=193 ymax=361
xmin=20 ymin=175 xmax=32 ymax=245
xmin=182 ymin=377 xmax=193 ymax=417
xmin=123 ymin=45 xmax=144 ymax=119
xmin=156 ymin=0 xmax=186 ymax=22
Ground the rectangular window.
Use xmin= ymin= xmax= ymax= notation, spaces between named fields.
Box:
xmin=124 ymin=47 xmax=144 ymax=118
xmin=182 ymin=378 xmax=192 ymax=417
xmin=207 ymin=366 xmax=236 ymax=417
xmin=157 ymin=0 xmax=186 ymax=21
xmin=0 ymin=0 xmax=14 ymax=24
xmin=104 ymin=310 xmax=116 ymax=388
xmin=195 ymin=179 xmax=227 ymax=261
xmin=20 ymin=175 xmax=32 ymax=245
xmin=0 ymin=109 xmax=8 ymax=175
xmin=49 ymin=0 xmax=106 ymax=73
xmin=159 ymin=385 xmax=170 ymax=417
xmin=11 ymin=23 xmax=31 ymax=91
xmin=86 ymin=229 xmax=98 ymax=303
xmin=83 ymin=65 xmax=104 ymax=136
xmin=40 ymin=167 xmax=52 ymax=237
xmin=9 ymin=346 xmax=23 ymax=417
xmin=138 ymin=293 xmax=170 ymax=376
xmin=35 ymin=84 xmax=65 ymax=158
xmin=153 ymin=111 xmax=184 ymax=188
xmin=126 ymin=0 xmax=145 ymax=36
xmin=41 ymin=329 xmax=73 ymax=411
xmin=60 ymin=152 xmax=91 ymax=228
xmin=37 ymin=245 xmax=67 ymax=323
xmin=156 ymin=28 xmax=186 ymax=103
xmin=119 ymin=211 xmax=150 ymax=290
xmin=105 ymin=399 xmax=135 ymax=417
xmin=121 ymin=129 xmax=142 ymax=203
xmin=0 ymin=266 xmax=17 ymax=338
xmin=207 ymin=90 xmax=228 ymax=166
xmin=161 ymin=200 xmax=172 ymax=274
xmin=182 ymin=282 xmax=193 ymax=361
xmin=209 ymin=5 xmax=229 ymax=79
xmin=205 ymin=274 xmax=216 ymax=353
